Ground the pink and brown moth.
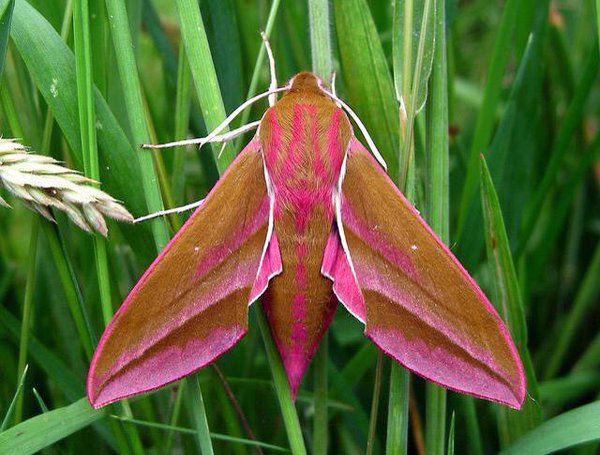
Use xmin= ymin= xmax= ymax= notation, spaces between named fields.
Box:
xmin=87 ymin=72 xmax=525 ymax=409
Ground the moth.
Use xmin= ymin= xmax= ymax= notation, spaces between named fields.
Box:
xmin=87 ymin=71 xmax=525 ymax=409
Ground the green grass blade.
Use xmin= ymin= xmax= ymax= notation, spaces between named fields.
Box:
xmin=309 ymin=0 xmax=332 ymax=79
xmin=597 ymin=0 xmax=600 ymax=57
xmin=41 ymin=221 xmax=95 ymax=358
xmin=0 ymin=398 xmax=105 ymax=454
xmin=309 ymin=1 xmax=332 ymax=452
xmin=457 ymin=0 xmax=548 ymax=268
xmin=73 ymin=0 xmax=113 ymax=326
xmin=528 ymin=136 xmax=600 ymax=287
xmin=175 ymin=0 xmax=233 ymax=171
xmin=1 ymin=365 xmax=28 ymax=431
xmin=518 ymin=44 xmax=598 ymax=257
xmin=256 ymin=305 xmax=307 ymax=455
xmin=573 ymin=332 xmax=600 ymax=372
xmin=0 ymin=0 xmax=14 ymax=79
xmin=0 ymin=304 xmax=83 ymax=400
xmin=366 ymin=352 xmax=384 ymax=455
xmin=201 ymin=0 xmax=244 ymax=114
xmin=313 ymin=337 xmax=328 ymax=455
xmin=31 ymin=389 xmax=48 ymax=413
xmin=386 ymin=363 xmax=409 ymax=455
xmin=446 ymin=412 xmax=455 ymax=455
xmin=423 ymin=0 xmax=449 ymax=451
xmin=333 ymin=0 xmax=399 ymax=181
xmin=545 ymin=239 xmax=600 ymax=378
xmin=104 ymin=0 xmax=169 ymax=251
xmin=187 ymin=375 xmax=214 ymax=455
xmin=394 ymin=0 xmax=436 ymax=114
xmin=235 ymin=0 xmax=281 ymax=139
xmin=172 ymin=43 xmax=192 ymax=208
xmin=539 ymin=371 xmax=600 ymax=407
xmin=111 ymin=415 xmax=290 ymax=452
xmin=14 ymin=222 xmax=38 ymax=424
xmin=479 ymin=156 xmax=542 ymax=444
xmin=501 ymin=401 xmax=600 ymax=455
xmin=394 ymin=0 xmax=436 ymax=188
xmin=456 ymin=0 xmax=520 ymax=239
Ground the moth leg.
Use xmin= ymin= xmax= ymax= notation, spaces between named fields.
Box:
xmin=134 ymin=199 xmax=205 ymax=223
xmin=260 ymin=31 xmax=278 ymax=107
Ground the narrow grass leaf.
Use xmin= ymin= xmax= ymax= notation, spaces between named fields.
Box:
xmin=0 ymin=305 xmax=83 ymax=399
xmin=393 ymin=0 xmax=436 ymax=187
xmin=529 ymin=132 xmax=600 ymax=286
xmin=201 ymin=0 xmax=244 ymax=114
xmin=597 ymin=0 xmax=600 ymax=57
xmin=256 ymin=305 xmax=307 ymax=455
xmin=393 ymin=0 xmax=436 ymax=114
xmin=309 ymin=0 xmax=332 ymax=79
xmin=187 ymin=375 xmax=214 ymax=455
xmin=0 ymin=398 xmax=105 ymax=454
xmin=31 ymin=389 xmax=48 ymax=413
xmin=545 ymin=239 xmax=600 ymax=378
xmin=539 ymin=371 xmax=600 ymax=406
xmin=574 ymin=331 xmax=600 ymax=372
xmin=111 ymin=415 xmax=290 ymax=452
xmin=456 ymin=0 xmax=521 ymax=239
xmin=1 ymin=364 xmax=28 ymax=431
xmin=480 ymin=156 xmax=542 ymax=444
xmin=501 ymin=401 xmax=600 ymax=455
xmin=14 ymin=222 xmax=37 ymax=424
xmin=234 ymin=0 xmax=281 ymax=141
xmin=175 ymin=0 xmax=233 ymax=171
xmin=423 ymin=0 xmax=449 ymax=451
xmin=104 ymin=0 xmax=169 ymax=250
xmin=0 ymin=0 xmax=14 ymax=79
xmin=458 ymin=0 xmax=548 ymax=268
xmin=309 ymin=2 xmax=332 ymax=452
xmin=446 ymin=412 xmax=455 ymax=455
xmin=386 ymin=363 xmax=409 ymax=455
xmin=333 ymin=0 xmax=399 ymax=181
xmin=518 ymin=41 xmax=598 ymax=258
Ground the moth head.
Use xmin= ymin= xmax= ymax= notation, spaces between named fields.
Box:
xmin=288 ymin=72 xmax=327 ymax=96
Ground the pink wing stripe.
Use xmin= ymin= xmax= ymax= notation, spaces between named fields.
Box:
xmin=250 ymin=233 xmax=283 ymax=303
xmin=93 ymin=325 xmax=245 ymax=407
xmin=88 ymin=139 xmax=269 ymax=406
xmin=347 ymin=140 xmax=519 ymax=349
xmin=321 ymin=228 xmax=366 ymax=322
xmin=347 ymin=140 xmax=523 ymax=376
xmin=368 ymin=327 xmax=520 ymax=407
xmin=339 ymin=140 xmax=525 ymax=408
xmin=341 ymin=201 xmax=511 ymax=376
xmin=100 ymin=256 xmax=260 ymax=383
xmin=195 ymin=197 xmax=271 ymax=280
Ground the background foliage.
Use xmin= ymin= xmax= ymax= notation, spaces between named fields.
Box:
xmin=0 ymin=0 xmax=599 ymax=453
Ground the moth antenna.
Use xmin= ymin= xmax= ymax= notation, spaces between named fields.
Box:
xmin=134 ymin=199 xmax=205 ymax=223
xmin=260 ymin=31 xmax=278 ymax=107
xmin=141 ymin=121 xmax=261 ymax=151
xmin=330 ymin=71 xmax=337 ymax=97
xmin=217 ymin=142 xmax=227 ymax=159
xmin=320 ymin=88 xmax=388 ymax=171
xmin=140 ymin=86 xmax=289 ymax=150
